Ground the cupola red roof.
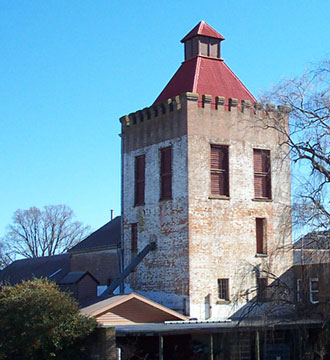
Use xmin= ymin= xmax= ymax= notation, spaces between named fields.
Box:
xmin=154 ymin=21 xmax=256 ymax=107
xmin=181 ymin=20 xmax=225 ymax=42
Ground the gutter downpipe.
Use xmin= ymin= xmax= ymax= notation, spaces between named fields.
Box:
xmin=119 ymin=131 xmax=125 ymax=293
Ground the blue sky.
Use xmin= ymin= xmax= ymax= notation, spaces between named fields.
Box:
xmin=1 ymin=0 xmax=329 ymax=237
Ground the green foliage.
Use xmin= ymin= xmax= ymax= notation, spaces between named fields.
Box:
xmin=0 ymin=278 xmax=97 ymax=360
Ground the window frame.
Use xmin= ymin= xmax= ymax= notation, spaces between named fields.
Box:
xmin=134 ymin=155 xmax=145 ymax=206
xmin=210 ymin=145 xmax=229 ymax=197
xmin=131 ymin=223 xmax=138 ymax=255
xmin=160 ymin=146 xmax=173 ymax=201
xmin=309 ymin=277 xmax=319 ymax=304
xmin=256 ymin=218 xmax=267 ymax=255
xmin=253 ymin=149 xmax=271 ymax=200
xmin=218 ymin=278 xmax=229 ymax=301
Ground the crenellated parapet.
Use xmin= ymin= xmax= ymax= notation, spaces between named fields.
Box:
xmin=120 ymin=92 xmax=290 ymax=128
xmin=120 ymin=92 xmax=291 ymax=152
xmin=120 ymin=95 xmax=183 ymax=129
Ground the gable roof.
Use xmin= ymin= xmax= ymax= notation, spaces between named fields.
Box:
xmin=181 ymin=21 xmax=225 ymax=42
xmin=81 ymin=292 xmax=188 ymax=325
xmin=0 ymin=253 xmax=70 ymax=285
xmin=154 ymin=56 xmax=256 ymax=107
xmin=58 ymin=271 xmax=99 ymax=285
xmin=294 ymin=230 xmax=330 ymax=250
xmin=70 ymin=216 xmax=121 ymax=253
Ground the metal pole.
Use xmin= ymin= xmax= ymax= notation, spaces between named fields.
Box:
xmin=210 ymin=333 xmax=214 ymax=360
xmin=159 ymin=335 xmax=164 ymax=360
xmin=256 ymin=330 xmax=260 ymax=360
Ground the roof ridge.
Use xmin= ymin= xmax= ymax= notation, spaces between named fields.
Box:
xmin=222 ymin=61 xmax=256 ymax=102
xmin=154 ymin=55 xmax=256 ymax=105
xmin=181 ymin=21 xmax=225 ymax=43
xmin=192 ymin=57 xmax=201 ymax=93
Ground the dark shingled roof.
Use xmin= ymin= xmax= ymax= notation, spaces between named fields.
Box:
xmin=58 ymin=271 xmax=99 ymax=285
xmin=0 ymin=253 xmax=70 ymax=285
xmin=69 ymin=216 xmax=121 ymax=253
xmin=294 ymin=230 xmax=330 ymax=250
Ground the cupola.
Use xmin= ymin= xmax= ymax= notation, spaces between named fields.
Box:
xmin=154 ymin=21 xmax=256 ymax=107
xmin=181 ymin=20 xmax=225 ymax=61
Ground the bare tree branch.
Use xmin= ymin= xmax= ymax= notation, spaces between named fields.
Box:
xmin=1 ymin=205 xmax=90 ymax=260
xmin=261 ymin=59 xmax=330 ymax=233
xmin=0 ymin=242 xmax=13 ymax=270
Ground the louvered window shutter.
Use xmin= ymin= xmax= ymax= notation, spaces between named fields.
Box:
xmin=131 ymin=223 xmax=138 ymax=253
xmin=256 ymin=218 xmax=266 ymax=254
xmin=253 ymin=149 xmax=271 ymax=199
xmin=210 ymin=146 xmax=229 ymax=196
xmin=135 ymin=155 xmax=145 ymax=206
xmin=160 ymin=147 xmax=172 ymax=200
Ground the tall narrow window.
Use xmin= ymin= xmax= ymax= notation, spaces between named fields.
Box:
xmin=135 ymin=155 xmax=145 ymax=206
xmin=257 ymin=277 xmax=268 ymax=302
xmin=256 ymin=218 xmax=267 ymax=255
xmin=160 ymin=146 xmax=172 ymax=200
xmin=309 ymin=278 xmax=319 ymax=304
xmin=131 ymin=223 xmax=138 ymax=255
xmin=210 ymin=145 xmax=229 ymax=197
xmin=218 ymin=278 xmax=229 ymax=300
xmin=253 ymin=149 xmax=271 ymax=199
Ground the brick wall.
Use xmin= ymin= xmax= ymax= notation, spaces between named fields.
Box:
xmin=186 ymin=96 xmax=292 ymax=318
xmin=70 ymin=249 xmax=119 ymax=286
xmin=121 ymin=93 xmax=293 ymax=318
xmin=77 ymin=274 xmax=98 ymax=300
xmin=122 ymin=131 xmax=189 ymax=312
xmin=294 ymin=263 xmax=330 ymax=319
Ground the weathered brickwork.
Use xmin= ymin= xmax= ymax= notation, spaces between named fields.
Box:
xmin=70 ymin=249 xmax=119 ymax=285
xmin=121 ymin=93 xmax=292 ymax=318
xmin=122 ymin=128 xmax=189 ymax=311
xmin=186 ymin=96 xmax=292 ymax=318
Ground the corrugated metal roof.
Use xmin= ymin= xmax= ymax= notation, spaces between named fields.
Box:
xmin=70 ymin=216 xmax=121 ymax=253
xmin=154 ymin=56 xmax=256 ymax=107
xmin=181 ymin=21 xmax=225 ymax=42
xmin=113 ymin=318 xmax=323 ymax=335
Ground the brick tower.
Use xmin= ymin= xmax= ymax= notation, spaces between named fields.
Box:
xmin=120 ymin=21 xmax=292 ymax=319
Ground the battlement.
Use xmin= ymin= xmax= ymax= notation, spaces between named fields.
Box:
xmin=120 ymin=92 xmax=291 ymax=128
xmin=120 ymin=92 xmax=291 ymax=153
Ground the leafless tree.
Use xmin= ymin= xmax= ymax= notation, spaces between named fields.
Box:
xmin=1 ymin=205 xmax=90 ymax=260
xmin=0 ymin=242 xmax=13 ymax=270
xmin=261 ymin=59 xmax=330 ymax=234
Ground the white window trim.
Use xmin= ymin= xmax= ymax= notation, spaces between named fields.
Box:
xmin=296 ymin=279 xmax=302 ymax=302
xmin=309 ymin=277 xmax=319 ymax=304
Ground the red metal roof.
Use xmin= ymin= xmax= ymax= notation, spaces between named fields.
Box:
xmin=181 ymin=21 xmax=225 ymax=42
xmin=154 ymin=56 xmax=256 ymax=107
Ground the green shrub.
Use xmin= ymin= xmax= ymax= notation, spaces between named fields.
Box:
xmin=0 ymin=278 xmax=97 ymax=360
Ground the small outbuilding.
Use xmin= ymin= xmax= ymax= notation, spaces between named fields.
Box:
xmin=81 ymin=292 xmax=188 ymax=326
